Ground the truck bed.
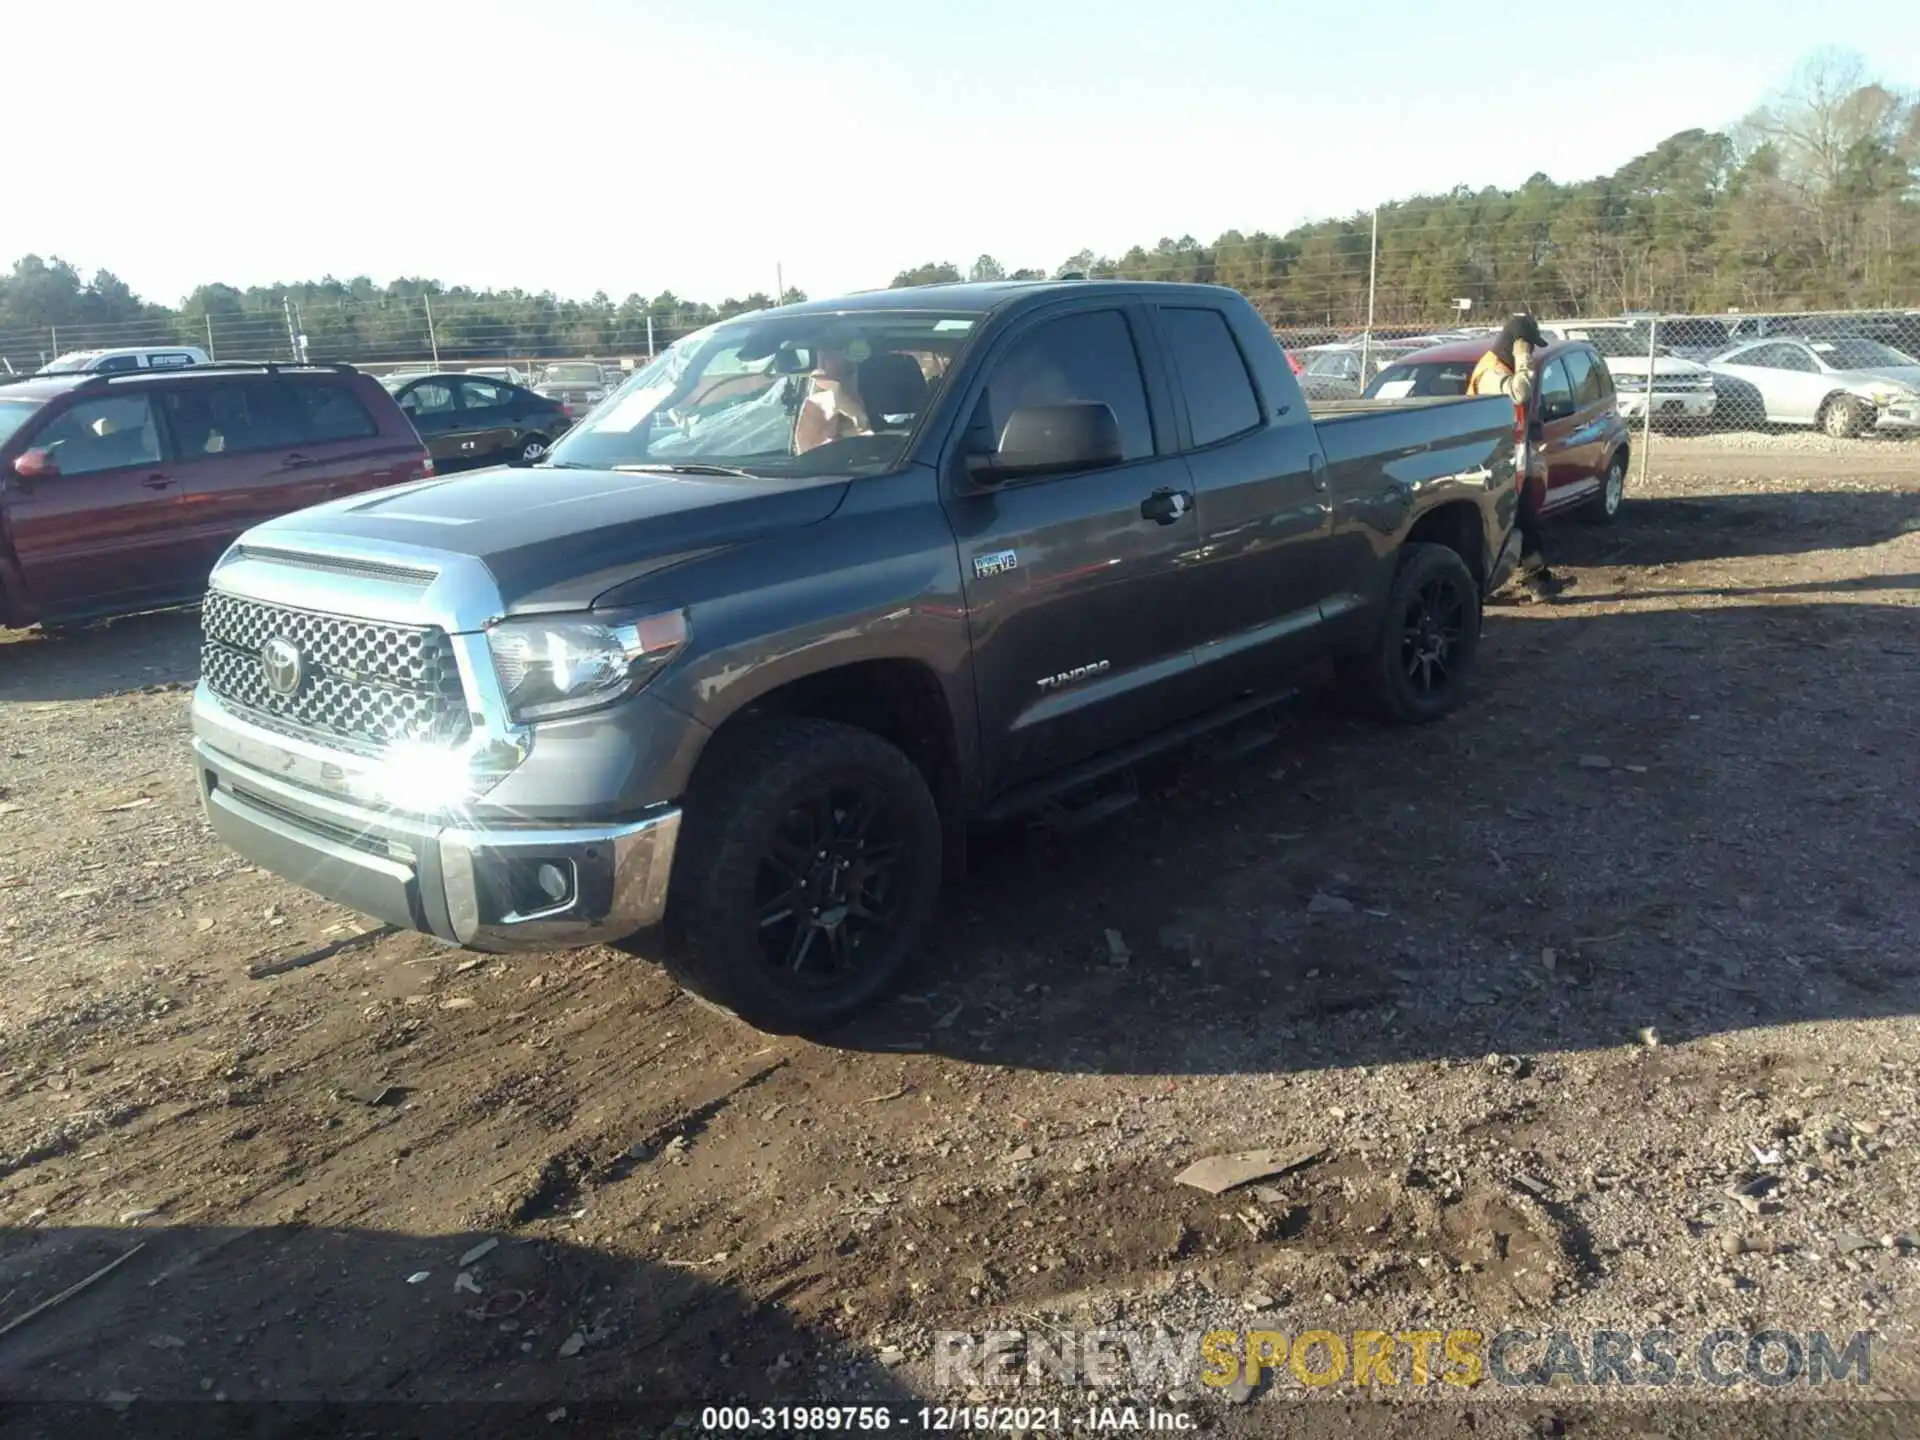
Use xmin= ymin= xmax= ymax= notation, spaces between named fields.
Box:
xmin=1307 ymin=393 xmax=1516 ymax=481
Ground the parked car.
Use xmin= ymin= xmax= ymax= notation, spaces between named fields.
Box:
xmin=189 ymin=279 xmax=1525 ymax=1032
xmin=1707 ymin=338 xmax=1920 ymax=437
xmin=35 ymin=344 xmax=210 ymax=377
xmin=462 ymin=365 xmax=532 ymax=388
xmin=0 ymin=362 xmax=429 ymax=629
xmin=1542 ymin=322 xmax=1717 ymax=429
xmin=1295 ymin=341 xmax=1429 ymax=402
xmin=531 ymin=362 xmax=612 ymax=419
xmin=1365 ymin=335 xmax=1633 ymax=523
xmin=1617 ymin=315 xmax=1733 ymax=363
xmin=382 ymin=372 xmax=572 ymax=469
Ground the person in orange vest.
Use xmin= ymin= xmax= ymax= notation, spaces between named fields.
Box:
xmin=1470 ymin=313 xmax=1567 ymax=600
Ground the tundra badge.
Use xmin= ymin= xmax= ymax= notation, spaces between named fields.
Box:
xmin=1036 ymin=660 xmax=1111 ymax=692
xmin=973 ymin=549 xmax=1019 ymax=578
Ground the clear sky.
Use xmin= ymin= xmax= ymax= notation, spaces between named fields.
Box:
xmin=5 ymin=0 xmax=1916 ymax=307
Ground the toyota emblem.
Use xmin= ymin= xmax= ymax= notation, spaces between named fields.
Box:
xmin=260 ymin=637 xmax=305 ymax=697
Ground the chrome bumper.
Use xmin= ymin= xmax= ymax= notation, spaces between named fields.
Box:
xmin=192 ymin=689 xmax=680 ymax=951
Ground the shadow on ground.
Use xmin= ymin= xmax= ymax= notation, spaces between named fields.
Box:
xmin=1548 ymin=491 xmax=1920 ymax=571
xmin=0 ymin=1222 xmax=910 ymax=1434
xmin=824 ymin=598 xmax=1920 ymax=1075
xmin=0 ymin=607 xmax=201 ymax=704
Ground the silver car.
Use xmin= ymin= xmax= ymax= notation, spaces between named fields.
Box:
xmin=1707 ymin=338 xmax=1920 ymax=437
xmin=1295 ymin=343 xmax=1427 ymax=403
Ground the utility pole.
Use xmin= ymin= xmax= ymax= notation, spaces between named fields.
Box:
xmin=282 ymin=297 xmax=297 ymax=361
xmin=1361 ymin=206 xmax=1379 ymax=385
xmin=776 ymin=262 xmax=785 ymax=306
xmin=424 ymin=294 xmax=441 ymax=366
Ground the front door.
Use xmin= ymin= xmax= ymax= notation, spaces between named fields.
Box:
xmin=4 ymin=392 xmax=193 ymax=618
xmin=942 ymin=305 xmax=1205 ymax=792
xmin=1543 ymin=348 xmax=1612 ymax=511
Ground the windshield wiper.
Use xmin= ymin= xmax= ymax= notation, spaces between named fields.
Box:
xmin=613 ymin=462 xmax=764 ymax=479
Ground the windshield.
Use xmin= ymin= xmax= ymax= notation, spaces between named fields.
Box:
xmin=543 ymin=311 xmax=977 ymax=478
xmin=1364 ymin=359 xmax=1475 ymax=399
xmin=1815 ymin=339 xmax=1918 ymax=370
xmin=0 ymin=398 xmax=40 ymax=447
xmin=35 ymin=353 xmax=96 ymax=375
xmin=539 ymin=364 xmax=604 ymax=384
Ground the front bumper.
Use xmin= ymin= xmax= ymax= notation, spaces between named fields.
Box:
xmin=192 ymin=688 xmax=680 ymax=951
xmin=1874 ymin=402 xmax=1920 ymax=432
xmin=1618 ymin=391 xmax=1716 ymax=420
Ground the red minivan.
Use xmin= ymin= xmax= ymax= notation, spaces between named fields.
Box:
xmin=0 ymin=362 xmax=432 ymax=629
xmin=1363 ymin=337 xmax=1634 ymax=524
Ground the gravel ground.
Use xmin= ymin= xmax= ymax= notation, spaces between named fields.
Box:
xmin=0 ymin=434 xmax=1917 ymax=1437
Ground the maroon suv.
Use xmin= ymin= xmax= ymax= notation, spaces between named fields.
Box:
xmin=0 ymin=362 xmax=432 ymax=629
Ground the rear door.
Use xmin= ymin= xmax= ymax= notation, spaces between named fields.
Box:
xmin=3 ymin=391 xmax=194 ymax=617
xmin=165 ymin=379 xmax=328 ymax=576
xmin=452 ymin=377 xmax=522 ymax=465
xmin=1152 ymin=302 xmax=1333 ymax=696
xmin=393 ymin=378 xmax=470 ymax=466
xmin=940 ymin=304 xmax=1207 ymax=791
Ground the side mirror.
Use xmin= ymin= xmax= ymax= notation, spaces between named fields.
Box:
xmin=12 ymin=448 xmax=57 ymax=482
xmin=1526 ymin=419 xmax=1546 ymax=444
xmin=967 ymin=402 xmax=1123 ymax=484
xmin=1541 ymin=400 xmax=1574 ymax=423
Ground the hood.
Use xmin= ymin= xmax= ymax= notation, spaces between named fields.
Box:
xmin=1843 ymin=366 xmax=1920 ymax=391
xmin=1606 ymin=355 xmax=1710 ymax=377
xmin=248 ymin=465 xmax=851 ymax=613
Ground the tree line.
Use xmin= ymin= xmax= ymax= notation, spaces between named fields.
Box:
xmin=2 ymin=48 xmax=1913 ymax=369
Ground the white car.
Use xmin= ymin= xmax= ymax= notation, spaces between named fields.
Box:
xmin=35 ymin=344 xmax=210 ymax=376
xmin=1707 ymin=338 xmax=1920 ymax=437
xmin=1542 ymin=323 xmax=1716 ymax=427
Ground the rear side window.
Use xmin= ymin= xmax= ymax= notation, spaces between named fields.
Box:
xmin=94 ymin=355 xmax=140 ymax=373
xmin=1160 ymin=308 xmax=1261 ymax=446
xmin=978 ymin=309 xmax=1155 ymax=461
xmin=292 ymin=382 xmax=379 ymax=442
xmin=148 ymin=352 xmax=197 ymax=370
xmin=163 ymin=381 xmax=302 ymax=457
xmin=458 ymin=379 xmax=512 ymax=409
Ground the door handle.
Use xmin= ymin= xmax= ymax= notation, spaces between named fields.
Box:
xmin=141 ymin=474 xmax=174 ymax=490
xmin=1140 ymin=488 xmax=1193 ymax=525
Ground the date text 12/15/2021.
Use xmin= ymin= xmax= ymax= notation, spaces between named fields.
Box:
xmin=699 ymin=1404 xmax=1194 ymax=1431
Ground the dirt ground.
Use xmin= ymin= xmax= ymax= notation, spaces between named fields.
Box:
xmin=1 ymin=435 xmax=1918 ymax=1436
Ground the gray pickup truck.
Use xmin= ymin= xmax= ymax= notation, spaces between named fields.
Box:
xmin=190 ymin=280 xmax=1521 ymax=1032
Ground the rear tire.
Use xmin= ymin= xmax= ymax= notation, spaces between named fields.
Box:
xmin=1337 ymin=542 xmax=1481 ymax=726
xmin=1822 ymin=396 xmax=1870 ymax=439
xmin=1583 ymin=450 xmax=1627 ymax=525
xmin=517 ymin=434 xmax=551 ymax=463
xmin=662 ymin=718 xmax=943 ymax=1035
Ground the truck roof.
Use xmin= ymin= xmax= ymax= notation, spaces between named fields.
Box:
xmin=771 ymin=278 xmax=1246 ymax=319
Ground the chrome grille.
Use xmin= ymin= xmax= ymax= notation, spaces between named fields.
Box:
xmin=200 ymin=591 xmax=469 ymax=749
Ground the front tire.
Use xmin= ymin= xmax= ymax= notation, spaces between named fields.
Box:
xmin=663 ymin=718 xmax=943 ymax=1034
xmin=1337 ymin=542 xmax=1481 ymax=725
xmin=1583 ymin=450 xmax=1627 ymax=525
xmin=1822 ymin=396 xmax=1870 ymax=439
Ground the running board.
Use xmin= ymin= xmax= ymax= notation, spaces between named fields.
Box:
xmin=977 ymin=684 xmax=1303 ymax=825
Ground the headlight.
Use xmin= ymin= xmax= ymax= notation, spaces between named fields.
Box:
xmin=1864 ymin=387 xmax=1913 ymax=407
xmin=584 ymin=388 xmax=608 ymax=403
xmin=485 ymin=609 xmax=687 ymax=722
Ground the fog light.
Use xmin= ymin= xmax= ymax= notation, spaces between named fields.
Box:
xmin=535 ymin=862 xmax=569 ymax=904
